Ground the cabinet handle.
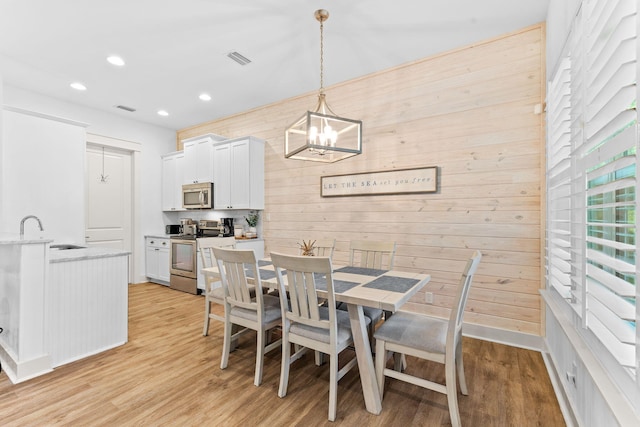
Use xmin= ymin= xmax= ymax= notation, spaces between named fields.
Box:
xmin=150 ymin=240 xmax=155 ymax=244
xmin=162 ymin=242 xmax=167 ymax=246
xmin=155 ymin=248 xmax=159 ymax=251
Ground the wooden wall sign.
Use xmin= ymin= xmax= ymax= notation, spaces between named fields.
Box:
xmin=321 ymin=166 xmax=438 ymax=197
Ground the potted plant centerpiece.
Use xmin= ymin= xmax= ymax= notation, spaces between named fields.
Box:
xmin=298 ymin=240 xmax=316 ymax=256
xmin=245 ymin=210 xmax=260 ymax=238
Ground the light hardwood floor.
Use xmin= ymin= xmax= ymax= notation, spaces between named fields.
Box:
xmin=0 ymin=283 xmax=565 ymax=426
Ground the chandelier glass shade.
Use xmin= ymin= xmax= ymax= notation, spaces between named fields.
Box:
xmin=285 ymin=9 xmax=362 ymax=163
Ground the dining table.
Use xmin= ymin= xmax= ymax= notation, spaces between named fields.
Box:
xmin=202 ymin=258 xmax=431 ymax=415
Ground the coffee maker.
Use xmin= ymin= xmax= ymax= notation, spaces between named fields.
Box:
xmin=220 ymin=218 xmax=234 ymax=237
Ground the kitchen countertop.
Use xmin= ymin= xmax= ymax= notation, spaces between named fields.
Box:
xmin=49 ymin=247 xmax=130 ymax=263
xmin=145 ymin=233 xmax=263 ymax=242
xmin=145 ymin=234 xmax=178 ymax=239
xmin=0 ymin=235 xmax=129 ymax=262
xmin=0 ymin=234 xmax=53 ymax=245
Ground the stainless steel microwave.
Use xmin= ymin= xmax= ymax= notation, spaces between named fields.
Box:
xmin=182 ymin=182 xmax=213 ymax=209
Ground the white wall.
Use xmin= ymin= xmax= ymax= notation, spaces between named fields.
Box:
xmin=2 ymin=109 xmax=87 ymax=243
xmin=1 ymin=85 xmax=176 ymax=283
xmin=0 ymin=74 xmax=4 ymax=216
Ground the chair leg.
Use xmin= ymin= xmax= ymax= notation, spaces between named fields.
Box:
xmin=328 ymin=353 xmax=338 ymax=422
xmin=203 ymin=299 xmax=211 ymax=336
xmin=220 ymin=317 xmax=232 ymax=370
xmin=368 ymin=322 xmax=376 ymax=353
xmin=375 ymin=339 xmax=386 ymax=398
xmin=315 ymin=351 xmax=325 ymax=366
xmin=456 ymin=340 xmax=468 ymax=395
xmin=393 ymin=352 xmax=403 ymax=371
xmin=278 ymin=338 xmax=291 ymax=398
xmin=254 ymin=329 xmax=265 ymax=386
xmin=445 ymin=355 xmax=461 ymax=427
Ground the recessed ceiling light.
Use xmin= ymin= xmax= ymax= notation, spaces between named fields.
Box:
xmin=157 ymin=110 xmax=169 ymax=116
xmin=199 ymin=93 xmax=212 ymax=101
xmin=107 ymin=55 xmax=125 ymax=66
xmin=70 ymin=82 xmax=87 ymax=91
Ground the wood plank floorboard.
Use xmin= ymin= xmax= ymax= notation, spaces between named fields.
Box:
xmin=0 ymin=283 xmax=566 ymax=426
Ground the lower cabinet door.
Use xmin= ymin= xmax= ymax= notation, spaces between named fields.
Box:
xmin=157 ymin=248 xmax=170 ymax=282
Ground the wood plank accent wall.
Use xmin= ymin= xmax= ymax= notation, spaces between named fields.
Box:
xmin=178 ymin=24 xmax=546 ymax=337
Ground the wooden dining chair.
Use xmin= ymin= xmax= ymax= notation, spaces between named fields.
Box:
xmin=298 ymin=238 xmax=336 ymax=258
xmin=270 ymin=252 xmax=363 ymax=422
xmin=338 ymin=240 xmax=397 ymax=337
xmin=213 ymin=247 xmax=282 ymax=386
xmin=373 ymin=251 xmax=482 ymax=427
xmin=199 ymin=237 xmax=238 ymax=336
xmin=349 ymin=240 xmax=397 ymax=270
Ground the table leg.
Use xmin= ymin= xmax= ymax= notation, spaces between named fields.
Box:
xmin=347 ymin=304 xmax=382 ymax=415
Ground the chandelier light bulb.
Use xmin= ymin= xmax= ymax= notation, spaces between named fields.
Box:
xmin=309 ymin=126 xmax=318 ymax=142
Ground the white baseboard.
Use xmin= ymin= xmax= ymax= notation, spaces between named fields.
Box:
xmin=541 ymin=350 xmax=578 ymax=427
xmin=0 ymin=343 xmax=52 ymax=384
xmin=462 ymin=322 xmax=544 ymax=351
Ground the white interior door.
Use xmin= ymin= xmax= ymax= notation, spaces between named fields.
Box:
xmin=85 ymin=144 xmax=133 ymax=274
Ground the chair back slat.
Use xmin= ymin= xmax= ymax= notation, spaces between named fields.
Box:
xmin=349 ymin=240 xmax=396 ymax=269
xmin=198 ymin=237 xmax=236 ymax=267
xmin=213 ymin=247 xmax=263 ymax=310
xmin=271 ymin=252 xmax=335 ymax=333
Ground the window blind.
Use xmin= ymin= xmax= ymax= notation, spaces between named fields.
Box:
xmin=582 ymin=0 xmax=637 ymax=370
xmin=546 ymin=0 xmax=638 ymax=376
xmin=546 ymin=56 xmax=573 ymax=300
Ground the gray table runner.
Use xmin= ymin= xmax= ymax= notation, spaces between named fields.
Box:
xmin=244 ymin=265 xmax=281 ymax=281
xmin=363 ymin=275 xmax=419 ymax=293
xmin=313 ymin=273 xmax=360 ymax=293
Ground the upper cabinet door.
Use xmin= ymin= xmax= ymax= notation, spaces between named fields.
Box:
xmin=229 ymin=139 xmax=251 ymax=208
xmin=161 ymin=152 xmax=185 ymax=211
xmin=213 ymin=143 xmax=232 ymax=209
xmin=183 ymin=138 xmax=213 ymax=184
xmin=181 ymin=133 xmax=226 ymax=184
xmin=212 ymin=136 xmax=264 ymax=210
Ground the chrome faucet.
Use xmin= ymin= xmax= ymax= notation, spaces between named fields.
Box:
xmin=20 ymin=215 xmax=44 ymax=239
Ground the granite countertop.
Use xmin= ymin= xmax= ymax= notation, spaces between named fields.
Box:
xmin=49 ymin=247 xmax=130 ymax=263
xmin=0 ymin=233 xmax=53 ymax=245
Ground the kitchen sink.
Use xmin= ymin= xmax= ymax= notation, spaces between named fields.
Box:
xmin=50 ymin=244 xmax=87 ymax=250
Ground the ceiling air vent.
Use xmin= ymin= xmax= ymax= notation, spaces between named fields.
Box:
xmin=115 ymin=105 xmax=136 ymax=112
xmin=227 ymin=51 xmax=252 ymax=66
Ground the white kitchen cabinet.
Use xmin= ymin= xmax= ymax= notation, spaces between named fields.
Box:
xmin=182 ymin=134 xmax=227 ymax=184
xmin=213 ymin=136 xmax=264 ymax=210
xmin=145 ymin=236 xmax=170 ymax=284
xmin=161 ymin=151 xmax=184 ymax=211
xmin=236 ymin=239 xmax=265 ymax=260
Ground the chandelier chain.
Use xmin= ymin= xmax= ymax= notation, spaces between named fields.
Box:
xmin=319 ymin=18 xmax=324 ymax=93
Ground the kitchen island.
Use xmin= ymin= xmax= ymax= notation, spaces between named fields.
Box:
xmin=0 ymin=236 xmax=129 ymax=383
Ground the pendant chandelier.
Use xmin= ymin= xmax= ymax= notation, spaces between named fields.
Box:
xmin=285 ymin=9 xmax=362 ymax=163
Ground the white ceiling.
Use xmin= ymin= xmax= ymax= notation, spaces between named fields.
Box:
xmin=0 ymin=0 xmax=549 ymax=131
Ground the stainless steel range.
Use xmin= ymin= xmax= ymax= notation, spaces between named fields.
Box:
xmin=169 ymin=219 xmax=221 ymax=295
xmin=169 ymin=235 xmax=198 ymax=294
